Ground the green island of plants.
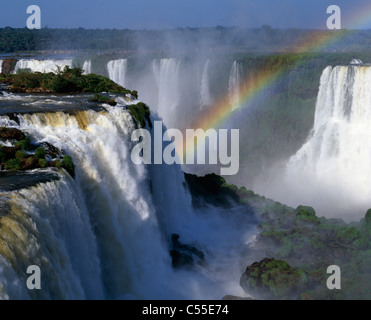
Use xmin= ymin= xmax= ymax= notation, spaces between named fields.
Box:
xmin=0 ymin=127 xmax=75 ymax=177
xmin=0 ymin=65 xmax=135 ymax=96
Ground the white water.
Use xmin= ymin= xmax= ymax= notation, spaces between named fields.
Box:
xmin=107 ymin=59 xmax=127 ymax=87
xmin=152 ymin=58 xmax=181 ymax=127
xmin=200 ymin=60 xmax=212 ymax=109
xmin=0 ymin=106 xmax=256 ymax=299
xmin=82 ymin=60 xmax=92 ymax=75
xmin=228 ymin=61 xmax=241 ymax=110
xmin=14 ymin=59 xmax=73 ymax=74
xmin=0 ymin=60 xmax=3 ymax=74
xmin=257 ymin=65 xmax=371 ymax=221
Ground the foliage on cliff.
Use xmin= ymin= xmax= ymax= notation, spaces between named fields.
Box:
xmin=0 ymin=66 xmax=134 ymax=95
xmin=238 ymin=189 xmax=371 ymax=300
xmin=127 ymin=102 xmax=151 ymax=128
xmin=186 ymin=173 xmax=371 ymax=300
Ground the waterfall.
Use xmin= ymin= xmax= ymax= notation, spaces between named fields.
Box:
xmin=13 ymin=59 xmax=73 ymax=74
xmin=152 ymin=58 xmax=181 ymax=127
xmin=200 ymin=60 xmax=212 ymax=109
xmin=107 ymin=59 xmax=127 ymax=87
xmin=0 ymin=174 xmax=104 ymax=300
xmin=0 ymin=105 xmax=256 ymax=299
xmin=259 ymin=65 xmax=371 ymax=220
xmin=0 ymin=60 xmax=3 ymax=74
xmin=228 ymin=61 xmax=241 ymax=110
xmin=82 ymin=60 xmax=92 ymax=75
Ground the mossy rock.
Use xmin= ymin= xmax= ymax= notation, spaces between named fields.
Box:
xmin=295 ymin=205 xmax=316 ymax=218
xmin=127 ymin=102 xmax=151 ymax=128
xmin=295 ymin=205 xmax=320 ymax=226
xmin=240 ymin=257 xmax=307 ymax=299
xmin=89 ymin=93 xmax=117 ymax=106
xmin=22 ymin=156 xmax=39 ymax=170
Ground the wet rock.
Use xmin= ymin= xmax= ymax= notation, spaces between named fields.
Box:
xmin=0 ymin=127 xmax=25 ymax=141
xmin=169 ymin=234 xmax=205 ymax=269
xmin=2 ymin=59 xmax=17 ymax=75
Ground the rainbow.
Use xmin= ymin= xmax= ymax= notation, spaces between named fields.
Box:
xmin=192 ymin=30 xmax=344 ymax=131
xmin=178 ymin=5 xmax=371 ymax=162
xmin=192 ymin=4 xmax=371 ymax=132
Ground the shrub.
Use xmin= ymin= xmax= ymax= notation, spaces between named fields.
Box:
xmin=62 ymin=155 xmax=75 ymax=177
xmin=15 ymin=150 xmax=27 ymax=160
xmin=15 ymin=136 xmax=32 ymax=151
xmin=131 ymin=90 xmax=138 ymax=99
xmin=38 ymin=158 xmax=48 ymax=168
xmin=25 ymin=156 xmax=37 ymax=167
xmin=54 ymin=159 xmax=63 ymax=168
xmin=34 ymin=146 xmax=46 ymax=159
xmin=89 ymin=93 xmax=116 ymax=106
xmin=5 ymin=158 xmax=21 ymax=170
xmin=127 ymin=102 xmax=151 ymax=128
xmin=0 ymin=148 xmax=6 ymax=163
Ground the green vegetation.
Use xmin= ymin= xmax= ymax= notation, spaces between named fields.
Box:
xmin=0 ymin=66 xmax=135 ymax=95
xmin=1 ymin=27 xmax=371 ymax=54
xmin=246 ymin=199 xmax=371 ymax=299
xmin=0 ymin=126 xmax=75 ymax=178
xmin=15 ymin=136 xmax=32 ymax=151
xmin=184 ymin=173 xmax=240 ymax=208
xmin=89 ymin=93 xmax=117 ymax=106
xmin=127 ymin=102 xmax=151 ymax=128
xmin=61 ymin=155 xmax=75 ymax=178
xmin=34 ymin=147 xmax=46 ymax=159
xmin=15 ymin=150 xmax=27 ymax=160
xmin=186 ymin=173 xmax=371 ymax=299
xmin=38 ymin=158 xmax=48 ymax=168
xmin=240 ymin=257 xmax=307 ymax=299
xmin=5 ymin=158 xmax=21 ymax=171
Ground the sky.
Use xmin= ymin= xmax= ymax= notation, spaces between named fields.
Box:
xmin=1 ymin=0 xmax=371 ymax=30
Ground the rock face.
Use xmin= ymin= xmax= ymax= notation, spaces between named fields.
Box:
xmin=0 ymin=127 xmax=25 ymax=141
xmin=1 ymin=59 xmax=17 ymax=75
xmin=240 ymin=257 xmax=307 ymax=299
xmin=169 ymin=234 xmax=205 ymax=269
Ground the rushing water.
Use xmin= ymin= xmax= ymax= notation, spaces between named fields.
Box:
xmin=0 ymin=91 xmax=256 ymax=300
xmin=257 ymin=65 xmax=371 ymax=221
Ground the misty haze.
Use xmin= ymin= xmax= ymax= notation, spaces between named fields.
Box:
xmin=0 ymin=0 xmax=370 ymax=302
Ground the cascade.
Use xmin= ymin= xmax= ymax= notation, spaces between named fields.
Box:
xmin=258 ymin=65 xmax=371 ymax=220
xmin=200 ymin=60 xmax=212 ymax=109
xmin=82 ymin=60 xmax=92 ymax=74
xmin=107 ymin=59 xmax=127 ymax=87
xmin=228 ymin=61 xmax=241 ymax=110
xmin=0 ymin=104 xmax=255 ymax=299
xmin=13 ymin=59 xmax=73 ymax=74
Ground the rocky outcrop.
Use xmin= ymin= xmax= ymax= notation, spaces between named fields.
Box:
xmin=169 ymin=234 xmax=205 ymax=269
xmin=0 ymin=127 xmax=25 ymax=141
xmin=0 ymin=127 xmax=75 ymax=177
xmin=1 ymin=59 xmax=17 ymax=75
xmin=240 ymin=257 xmax=307 ymax=300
